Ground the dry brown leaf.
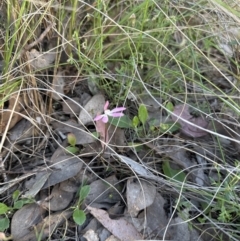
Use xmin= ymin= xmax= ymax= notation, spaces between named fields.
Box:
xmin=0 ymin=93 xmax=26 ymax=133
xmin=87 ymin=206 xmax=142 ymax=241
xmin=106 ymin=235 xmax=120 ymax=241
xmin=24 ymin=155 xmax=83 ymax=191
xmin=126 ymin=178 xmax=156 ymax=217
xmin=107 ymin=125 xmax=126 ymax=148
xmin=79 ymin=94 xmax=105 ymax=125
xmin=171 ymin=104 xmax=208 ymax=137
xmin=62 ymin=97 xmax=81 ymax=115
xmin=138 ymin=93 xmax=161 ymax=112
xmin=51 ymin=119 xmax=96 ymax=145
xmin=40 ymin=184 xmax=74 ymax=211
xmin=11 ymin=203 xmax=45 ymax=241
xmin=85 ymin=175 xmax=122 ymax=205
xmin=8 ymin=119 xmax=33 ymax=143
xmin=83 ymin=229 xmax=99 ymax=241
xmin=13 ymin=210 xmax=72 ymax=241
xmin=51 ymin=71 xmax=65 ymax=100
xmin=26 ymin=49 xmax=55 ymax=70
xmin=169 ymin=217 xmax=203 ymax=241
xmin=144 ymin=193 xmax=168 ymax=237
xmin=42 ymin=155 xmax=83 ymax=189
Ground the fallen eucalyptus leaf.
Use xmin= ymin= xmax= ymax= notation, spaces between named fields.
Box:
xmin=171 ymin=104 xmax=208 ymax=137
xmin=85 ymin=175 xmax=122 ymax=205
xmin=23 ymin=172 xmax=51 ymax=199
xmin=41 ymin=184 xmax=74 ymax=211
xmin=62 ymin=97 xmax=81 ymax=115
xmin=11 ymin=203 xmax=45 ymax=241
xmin=127 ymin=178 xmax=156 ymax=217
xmin=52 ymin=120 xmax=96 ymax=145
xmin=87 ymin=206 xmax=142 ymax=241
xmin=41 ymin=155 xmax=84 ymax=189
xmin=79 ymin=94 xmax=105 ymax=125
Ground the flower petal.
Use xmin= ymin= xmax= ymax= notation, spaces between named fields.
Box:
xmin=111 ymin=112 xmax=124 ymax=117
xmin=102 ymin=115 xmax=109 ymax=123
xmin=104 ymin=101 xmax=109 ymax=110
xmin=94 ymin=115 xmax=104 ymax=121
xmin=110 ymin=107 xmax=126 ymax=113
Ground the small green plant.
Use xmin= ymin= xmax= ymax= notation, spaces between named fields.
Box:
xmin=138 ymin=104 xmax=149 ymax=126
xmin=132 ymin=102 xmax=181 ymax=138
xmin=72 ymin=185 xmax=91 ymax=226
xmin=0 ymin=190 xmax=34 ymax=231
xmin=132 ymin=104 xmax=149 ymax=137
xmin=66 ymin=133 xmax=79 ymax=155
xmin=150 ymin=102 xmax=181 ymax=135
xmin=162 ymin=161 xmax=186 ymax=183
xmin=132 ymin=104 xmax=149 ymax=128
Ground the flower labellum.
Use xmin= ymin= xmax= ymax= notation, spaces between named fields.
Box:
xmin=94 ymin=101 xmax=126 ymax=123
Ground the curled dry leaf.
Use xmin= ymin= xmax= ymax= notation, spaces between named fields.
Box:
xmin=87 ymin=206 xmax=142 ymax=241
xmin=171 ymin=104 xmax=208 ymax=137
xmin=26 ymin=49 xmax=55 ymax=70
xmin=0 ymin=93 xmax=26 ymax=133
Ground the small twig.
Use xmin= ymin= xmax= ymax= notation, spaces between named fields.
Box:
xmin=0 ymin=154 xmax=8 ymax=182
xmin=24 ymin=21 xmax=55 ymax=51
xmin=18 ymin=21 xmax=55 ymax=58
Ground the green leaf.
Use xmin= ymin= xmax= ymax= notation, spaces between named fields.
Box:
xmin=14 ymin=198 xmax=34 ymax=209
xmin=159 ymin=122 xmax=181 ymax=133
xmin=67 ymin=133 xmax=77 ymax=146
xmin=0 ymin=203 xmax=9 ymax=215
xmin=73 ymin=209 xmax=86 ymax=226
xmin=12 ymin=190 xmax=20 ymax=202
xmin=132 ymin=116 xmax=139 ymax=128
xmin=66 ymin=146 xmax=79 ymax=154
xmin=138 ymin=104 xmax=148 ymax=125
xmin=0 ymin=217 xmax=10 ymax=231
xmin=108 ymin=115 xmax=133 ymax=128
xmin=79 ymin=185 xmax=90 ymax=202
xmin=91 ymin=131 xmax=99 ymax=138
xmin=162 ymin=161 xmax=186 ymax=182
xmin=14 ymin=200 xmax=24 ymax=209
xmin=166 ymin=101 xmax=174 ymax=112
xmin=148 ymin=118 xmax=159 ymax=126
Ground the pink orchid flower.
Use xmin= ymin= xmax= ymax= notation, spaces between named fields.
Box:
xmin=94 ymin=101 xmax=126 ymax=123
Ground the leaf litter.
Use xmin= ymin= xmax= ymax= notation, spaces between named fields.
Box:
xmin=0 ymin=1 xmax=240 ymax=241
